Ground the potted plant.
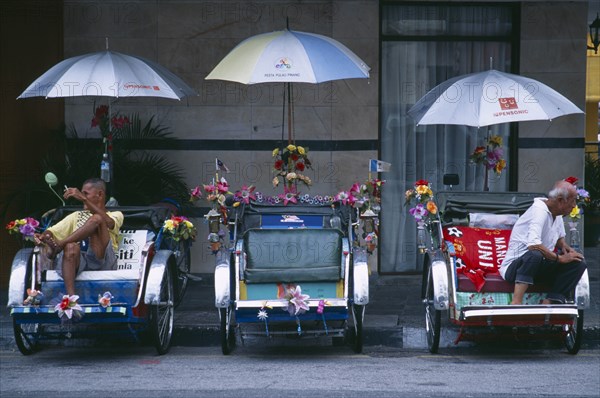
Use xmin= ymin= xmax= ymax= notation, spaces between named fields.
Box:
xmin=584 ymin=154 xmax=600 ymax=247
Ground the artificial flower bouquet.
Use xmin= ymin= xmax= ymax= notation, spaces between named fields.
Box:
xmin=564 ymin=176 xmax=590 ymax=223
xmin=272 ymin=145 xmax=312 ymax=201
xmin=162 ymin=215 xmax=197 ymax=241
xmin=469 ymin=135 xmax=507 ymax=175
xmin=405 ymin=179 xmax=438 ymax=224
xmin=5 ymin=217 xmax=40 ymax=241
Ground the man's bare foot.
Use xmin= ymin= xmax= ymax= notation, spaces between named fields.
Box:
xmin=41 ymin=234 xmax=62 ymax=259
xmin=542 ymin=299 xmax=552 ymax=305
xmin=510 ymin=301 xmax=522 ymax=305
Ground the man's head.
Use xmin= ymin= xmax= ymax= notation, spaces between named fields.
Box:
xmin=547 ymin=180 xmax=577 ymax=217
xmin=81 ymin=178 xmax=107 ymax=209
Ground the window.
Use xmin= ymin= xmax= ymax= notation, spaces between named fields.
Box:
xmin=379 ymin=2 xmax=518 ymax=272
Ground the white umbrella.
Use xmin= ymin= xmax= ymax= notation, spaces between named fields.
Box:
xmin=17 ymin=47 xmax=198 ymax=193
xmin=18 ymin=50 xmax=197 ymax=100
xmin=408 ymin=69 xmax=582 ymax=128
xmin=408 ymin=69 xmax=583 ymax=190
xmin=206 ymin=28 xmax=370 ymax=143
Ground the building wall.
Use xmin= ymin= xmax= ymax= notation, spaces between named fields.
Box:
xmin=518 ymin=1 xmax=588 ymax=192
xmin=60 ymin=0 xmax=379 ymax=274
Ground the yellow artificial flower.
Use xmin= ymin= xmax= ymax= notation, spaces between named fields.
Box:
xmin=272 ymin=176 xmax=280 ymax=187
xmin=490 ymin=135 xmax=503 ymax=146
xmin=272 ymin=148 xmax=279 ymax=157
xmin=286 ymin=144 xmax=297 ymax=152
xmin=416 ymin=185 xmax=432 ymax=196
xmin=164 ymin=219 xmax=175 ymax=232
xmin=495 ymin=159 xmax=507 ymax=174
xmin=570 ymin=205 xmax=581 ymax=219
xmin=297 ymin=146 xmax=305 ymax=155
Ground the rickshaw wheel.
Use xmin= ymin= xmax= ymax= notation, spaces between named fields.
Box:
xmin=173 ymin=239 xmax=191 ymax=308
xmin=220 ymin=306 xmax=236 ymax=355
xmin=13 ymin=319 xmax=41 ymax=355
xmin=564 ymin=309 xmax=584 ymax=355
xmin=425 ymin=266 xmax=441 ymax=354
xmin=151 ymin=264 xmax=174 ymax=355
xmin=351 ymin=304 xmax=364 ymax=353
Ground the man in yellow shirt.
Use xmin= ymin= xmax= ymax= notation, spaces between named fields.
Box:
xmin=35 ymin=178 xmax=123 ymax=297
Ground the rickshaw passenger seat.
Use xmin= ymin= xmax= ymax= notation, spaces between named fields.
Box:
xmin=243 ymin=228 xmax=343 ymax=283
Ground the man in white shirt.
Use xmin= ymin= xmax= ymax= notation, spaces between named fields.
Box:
xmin=499 ymin=180 xmax=586 ymax=304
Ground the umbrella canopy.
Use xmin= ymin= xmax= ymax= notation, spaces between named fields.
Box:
xmin=205 ymin=29 xmax=370 ymax=84
xmin=18 ymin=50 xmax=197 ymax=100
xmin=408 ymin=69 xmax=582 ymax=128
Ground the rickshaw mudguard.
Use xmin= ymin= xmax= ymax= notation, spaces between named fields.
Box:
xmin=7 ymin=248 xmax=33 ymax=307
xmin=575 ymin=268 xmax=590 ymax=309
xmin=353 ymin=251 xmax=369 ymax=305
xmin=214 ymin=250 xmax=231 ymax=308
xmin=144 ymin=249 xmax=172 ymax=305
xmin=430 ymin=252 xmax=449 ymax=311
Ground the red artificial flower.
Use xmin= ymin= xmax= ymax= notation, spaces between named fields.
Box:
xmin=564 ymin=176 xmax=578 ymax=185
xmin=111 ymin=115 xmax=130 ymax=129
xmin=91 ymin=105 xmax=109 ymax=127
xmin=59 ymin=297 xmax=70 ymax=310
xmin=291 ymin=153 xmax=299 ymax=162
xmin=295 ymin=162 xmax=305 ymax=171
xmin=415 ymin=179 xmax=429 ymax=186
xmin=274 ymin=159 xmax=284 ymax=170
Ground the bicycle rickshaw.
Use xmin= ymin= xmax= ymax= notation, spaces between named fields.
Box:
xmin=7 ymin=204 xmax=193 ymax=355
xmin=420 ymin=191 xmax=590 ymax=354
xmin=213 ymin=199 xmax=372 ymax=354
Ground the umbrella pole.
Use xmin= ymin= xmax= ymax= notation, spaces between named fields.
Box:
xmin=483 ymin=127 xmax=490 ymax=191
xmin=288 ymin=82 xmax=293 ymax=144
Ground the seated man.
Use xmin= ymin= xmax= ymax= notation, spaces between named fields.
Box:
xmin=499 ymin=180 xmax=587 ymax=304
xmin=34 ymin=178 xmax=123 ymax=297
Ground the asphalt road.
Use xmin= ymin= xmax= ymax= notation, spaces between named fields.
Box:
xmin=1 ymin=344 xmax=598 ymax=398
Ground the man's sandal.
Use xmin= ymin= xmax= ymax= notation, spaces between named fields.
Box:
xmin=41 ymin=234 xmax=62 ymax=260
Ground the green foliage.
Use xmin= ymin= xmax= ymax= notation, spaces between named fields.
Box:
xmin=42 ymin=113 xmax=190 ymax=206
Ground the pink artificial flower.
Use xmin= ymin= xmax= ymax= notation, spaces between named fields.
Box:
xmin=350 ymin=183 xmax=361 ymax=194
xmin=278 ymin=186 xmax=298 ymax=206
xmin=217 ymin=178 xmax=229 ymax=194
xmin=203 ymin=184 xmax=216 ymax=194
xmin=237 ymin=185 xmax=256 ymax=204
xmin=287 ymin=285 xmax=310 ymax=316
xmin=190 ymin=186 xmax=202 ymax=200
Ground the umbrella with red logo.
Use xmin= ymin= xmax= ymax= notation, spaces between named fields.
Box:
xmin=408 ymin=69 xmax=583 ymax=190
xmin=408 ymin=69 xmax=582 ymax=128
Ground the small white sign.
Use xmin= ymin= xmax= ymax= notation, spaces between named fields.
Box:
xmin=116 ymin=230 xmax=147 ymax=271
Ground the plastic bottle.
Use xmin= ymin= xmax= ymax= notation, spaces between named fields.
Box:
xmin=570 ymin=227 xmax=580 ymax=252
xmin=100 ymin=153 xmax=111 ymax=182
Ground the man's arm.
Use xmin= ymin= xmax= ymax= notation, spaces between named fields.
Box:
xmin=64 ymin=187 xmax=115 ymax=230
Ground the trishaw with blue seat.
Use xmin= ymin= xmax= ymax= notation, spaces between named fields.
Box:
xmin=7 ymin=204 xmax=193 ymax=355
xmin=213 ymin=199 xmax=371 ymax=354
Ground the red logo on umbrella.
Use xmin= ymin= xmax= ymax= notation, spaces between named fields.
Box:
xmin=498 ymin=97 xmax=518 ymax=110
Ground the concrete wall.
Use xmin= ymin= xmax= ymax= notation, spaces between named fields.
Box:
xmin=518 ymin=1 xmax=588 ymax=192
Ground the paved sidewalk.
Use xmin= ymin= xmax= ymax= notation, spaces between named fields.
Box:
xmin=2 ymin=245 xmax=598 ymax=352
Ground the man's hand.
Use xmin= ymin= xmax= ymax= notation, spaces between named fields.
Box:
xmin=559 ymin=250 xmax=584 ymax=263
xmin=63 ymin=187 xmax=86 ymax=202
